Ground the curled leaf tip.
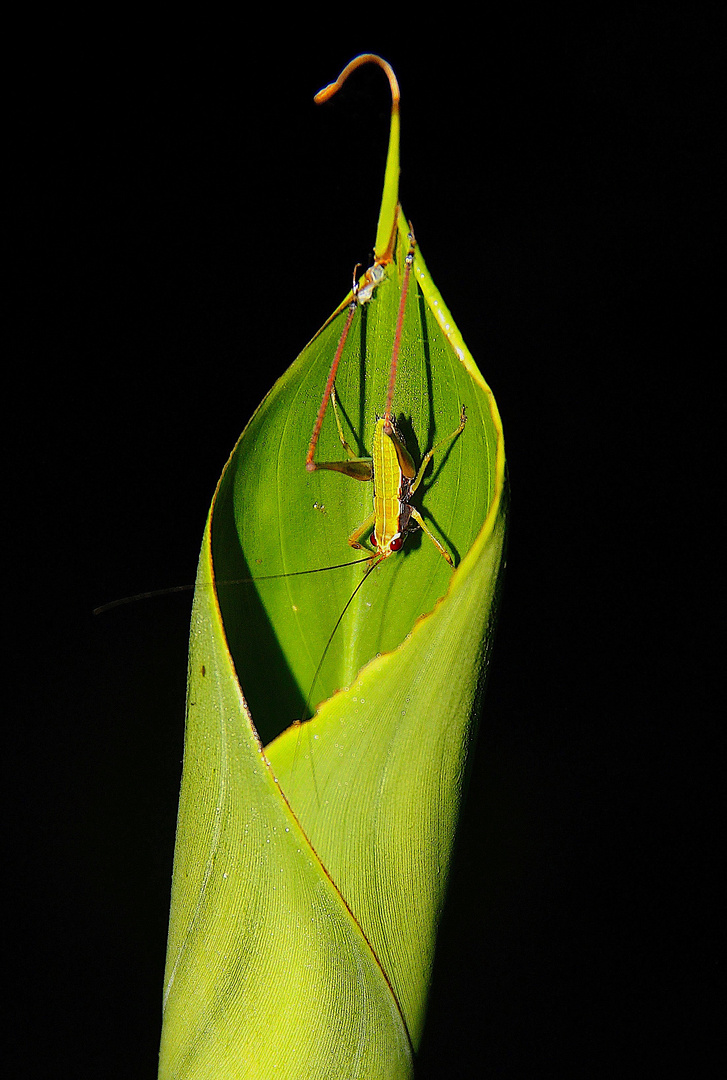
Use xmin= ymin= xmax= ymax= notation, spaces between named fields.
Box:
xmin=314 ymin=54 xmax=401 ymax=267
xmin=314 ymin=53 xmax=400 ymax=109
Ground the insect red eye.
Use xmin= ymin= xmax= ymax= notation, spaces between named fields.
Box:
xmin=390 ymin=536 xmax=403 ymax=552
xmin=370 ymin=531 xmax=378 ymax=546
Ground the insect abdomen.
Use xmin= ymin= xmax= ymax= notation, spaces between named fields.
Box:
xmin=371 ymin=418 xmax=410 ymax=552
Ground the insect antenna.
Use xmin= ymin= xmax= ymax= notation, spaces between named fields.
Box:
xmin=92 ymin=557 xmax=371 ymax=616
xmin=292 ymin=555 xmax=380 ymax=805
xmin=300 ymin=557 xmax=379 ymax=723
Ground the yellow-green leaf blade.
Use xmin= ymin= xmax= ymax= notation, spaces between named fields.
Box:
xmin=159 ymin=53 xmax=506 ymax=1075
xmin=159 ymin=517 xmax=414 ymax=1079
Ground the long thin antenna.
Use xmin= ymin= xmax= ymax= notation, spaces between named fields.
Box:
xmin=301 ymin=557 xmax=379 ymax=723
xmin=293 ymin=556 xmax=380 ymax=805
xmin=92 ymin=557 xmax=371 ymax=615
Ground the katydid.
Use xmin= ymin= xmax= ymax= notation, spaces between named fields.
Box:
xmin=305 ymin=230 xmax=467 ymax=571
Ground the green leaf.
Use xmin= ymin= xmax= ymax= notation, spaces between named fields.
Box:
xmin=159 ymin=56 xmax=506 ymax=1079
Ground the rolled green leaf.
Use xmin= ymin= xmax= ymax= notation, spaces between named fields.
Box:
xmin=159 ymin=55 xmax=506 ymax=1079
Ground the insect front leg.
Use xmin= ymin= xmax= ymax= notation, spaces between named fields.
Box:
xmin=347 ymin=509 xmax=377 ymax=551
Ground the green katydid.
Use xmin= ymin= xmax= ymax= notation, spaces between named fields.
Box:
xmin=304 ymin=228 xmax=467 ymax=573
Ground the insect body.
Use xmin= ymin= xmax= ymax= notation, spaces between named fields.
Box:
xmin=312 ymin=390 xmax=467 ymax=567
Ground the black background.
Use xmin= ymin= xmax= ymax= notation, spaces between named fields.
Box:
xmin=6 ymin=12 xmax=719 ymax=1077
